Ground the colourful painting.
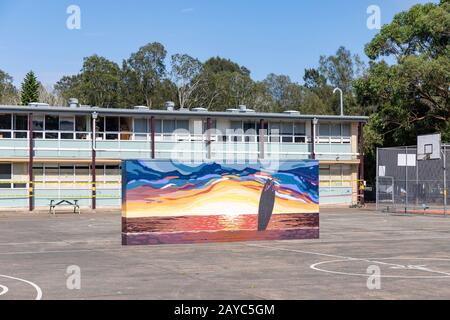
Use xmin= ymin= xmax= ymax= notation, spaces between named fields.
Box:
xmin=122 ymin=160 xmax=319 ymax=245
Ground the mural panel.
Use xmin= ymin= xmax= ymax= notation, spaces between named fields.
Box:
xmin=122 ymin=160 xmax=319 ymax=245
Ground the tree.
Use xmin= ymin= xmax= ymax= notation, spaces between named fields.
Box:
xmin=55 ymin=55 xmax=121 ymax=107
xmin=263 ymin=74 xmax=304 ymax=112
xmin=192 ymin=57 xmax=255 ymax=110
xmin=20 ymin=71 xmax=40 ymax=105
xmin=354 ymin=0 xmax=450 ymax=186
xmin=170 ymin=54 xmax=203 ymax=108
xmin=123 ymin=42 xmax=167 ymax=108
xmin=0 ymin=69 xmax=19 ymax=104
xmin=355 ymin=0 xmax=450 ymax=146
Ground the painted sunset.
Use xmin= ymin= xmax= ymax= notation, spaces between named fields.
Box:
xmin=122 ymin=160 xmax=319 ymax=245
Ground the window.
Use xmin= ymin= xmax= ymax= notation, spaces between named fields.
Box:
xmin=60 ymin=116 xmax=75 ymax=139
xmin=342 ymin=124 xmax=350 ymax=136
xmin=134 ymin=118 xmax=147 ymax=140
xmin=294 ymin=123 xmax=306 ymax=143
xmin=330 ymin=165 xmax=342 ymax=186
xmin=177 ymin=120 xmax=189 ymax=131
xmin=342 ymin=165 xmax=352 ymax=187
xmin=154 ymin=119 xmax=162 ymax=134
xmin=319 ymin=165 xmax=330 ymax=187
xmin=32 ymin=115 xmax=44 ymax=139
xmin=0 ymin=163 xmax=12 ymax=189
xmin=14 ymin=115 xmax=28 ymax=130
xmin=319 ymin=124 xmax=330 ymax=136
xmin=331 ymin=124 xmax=341 ymax=136
xmin=105 ymin=117 xmax=119 ymax=140
xmin=14 ymin=114 xmax=28 ymax=138
xmin=243 ymin=122 xmax=256 ymax=142
xmin=163 ymin=120 xmax=175 ymax=133
xmin=281 ymin=123 xmax=293 ymax=142
xmin=0 ymin=114 xmax=12 ymax=139
xmin=0 ymin=114 xmax=12 ymax=130
xmin=75 ymin=116 xmax=88 ymax=139
xmin=45 ymin=115 xmax=59 ymax=139
xmin=33 ymin=165 xmax=44 ymax=182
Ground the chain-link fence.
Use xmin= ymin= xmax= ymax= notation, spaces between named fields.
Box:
xmin=376 ymin=145 xmax=449 ymax=215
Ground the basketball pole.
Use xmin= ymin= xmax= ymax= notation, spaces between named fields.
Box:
xmin=442 ymin=148 xmax=447 ymax=217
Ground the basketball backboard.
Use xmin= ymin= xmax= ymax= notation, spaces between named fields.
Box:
xmin=417 ymin=133 xmax=441 ymax=161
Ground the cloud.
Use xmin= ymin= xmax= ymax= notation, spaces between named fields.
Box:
xmin=181 ymin=8 xmax=194 ymax=14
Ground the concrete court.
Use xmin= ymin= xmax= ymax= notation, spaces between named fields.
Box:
xmin=1 ymin=207 xmax=450 ymax=300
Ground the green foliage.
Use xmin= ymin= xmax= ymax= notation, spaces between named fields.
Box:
xmin=0 ymin=69 xmax=19 ymax=104
xmin=55 ymin=55 xmax=121 ymax=107
xmin=20 ymin=71 xmax=40 ymax=105
xmin=356 ymin=0 xmax=450 ymax=147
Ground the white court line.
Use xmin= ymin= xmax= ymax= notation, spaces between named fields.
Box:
xmin=246 ymin=243 xmax=450 ymax=279
xmin=311 ymin=258 xmax=450 ymax=279
xmin=0 ymin=285 xmax=9 ymax=296
xmin=0 ymin=275 xmax=42 ymax=300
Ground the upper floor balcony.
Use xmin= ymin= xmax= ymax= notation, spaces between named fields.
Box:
xmin=0 ymin=108 xmax=362 ymax=162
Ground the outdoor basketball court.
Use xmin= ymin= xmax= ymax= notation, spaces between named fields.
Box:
xmin=1 ymin=207 xmax=450 ymax=300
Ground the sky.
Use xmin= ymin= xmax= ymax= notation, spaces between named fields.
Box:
xmin=0 ymin=0 xmax=437 ymax=88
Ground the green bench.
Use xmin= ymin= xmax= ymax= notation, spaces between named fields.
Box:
xmin=49 ymin=200 xmax=81 ymax=215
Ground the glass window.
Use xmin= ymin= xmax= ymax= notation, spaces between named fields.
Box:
xmin=177 ymin=120 xmax=189 ymax=131
xmin=163 ymin=120 xmax=175 ymax=133
xmin=105 ymin=165 xmax=120 ymax=180
xmin=319 ymin=165 xmax=330 ymax=187
xmin=60 ymin=116 xmax=74 ymax=131
xmin=0 ymin=114 xmax=12 ymax=130
xmin=0 ymin=163 xmax=11 ymax=189
xmin=294 ymin=123 xmax=305 ymax=135
xmin=32 ymin=115 xmax=44 ymax=131
xmin=342 ymin=164 xmax=352 ymax=187
xmin=281 ymin=123 xmax=293 ymax=135
xmin=14 ymin=115 xmax=28 ymax=130
xmin=154 ymin=119 xmax=162 ymax=134
xmin=75 ymin=116 xmax=87 ymax=132
xmin=105 ymin=117 xmax=119 ymax=132
xmin=319 ymin=124 xmax=330 ymax=136
xmin=33 ymin=165 xmax=44 ymax=182
xmin=96 ymin=117 xmax=105 ymax=132
xmin=0 ymin=163 xmax=11 ymax=179
xmin=45 ymin=115 xmax=59 ymax=131
xmin=330 ymin=165 xmax=342 ymax=186
xmin=45 ymin=166 xmax=59 ymax=181
xmin=230 ymin=121 xmax=242 ymax=130
xmin=331 ymin=124 xmax=341 ymax=136
xmin=120 ymin=117 xmax=132 ymax=132
xmin=60 ymin=116 xmax=75 ymax=139
xmin=342 ymin=124 xmax=350 ymax=136
xmin=13 ymin=114 xmax=28 ymax=138
xmin=134 ymin=118 xmax=147 ymax=133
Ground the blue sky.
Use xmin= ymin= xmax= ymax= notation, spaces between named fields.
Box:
xmin=0 ymin=0 xmax=437 ymax=87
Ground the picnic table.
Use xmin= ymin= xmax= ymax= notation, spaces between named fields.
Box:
xmin=49 ymin=200 xmax=80 ymax=215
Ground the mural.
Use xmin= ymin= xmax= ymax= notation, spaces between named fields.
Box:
xmin=122 ymin=160 xmax=319 ymax=245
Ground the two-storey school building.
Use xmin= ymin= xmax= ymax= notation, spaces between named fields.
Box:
xmin=0 ymin=102 xmax=368 ymax=210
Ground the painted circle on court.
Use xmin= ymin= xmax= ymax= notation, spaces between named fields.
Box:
xmin=0 ymin=285 xmax=9 ymax=296
xmin=310 ymin=257 xmax=450 ymax=279
xmin=0 ymin=275 xmax=42 ymax=300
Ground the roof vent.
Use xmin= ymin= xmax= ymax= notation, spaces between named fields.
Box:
xmin=28 ymin=102 xmax=49 ymax=107
xmin=165 ymin=101 xmax=175 ymax=111
xmin=133 ymin=105 xmax=149 ymax=110
xmin=283 ymin=110 xmax=300 ymax=115
xmin=69 ymin=98 xmax=79 ymax=108
xmin=239 ymin=105 xmax=247 ymax=112
xmin=192 ymin=107 xmax=208 ymax=112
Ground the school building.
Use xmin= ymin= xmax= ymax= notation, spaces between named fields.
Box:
xmin=0 ymin=102 xmax=368 ymax=210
